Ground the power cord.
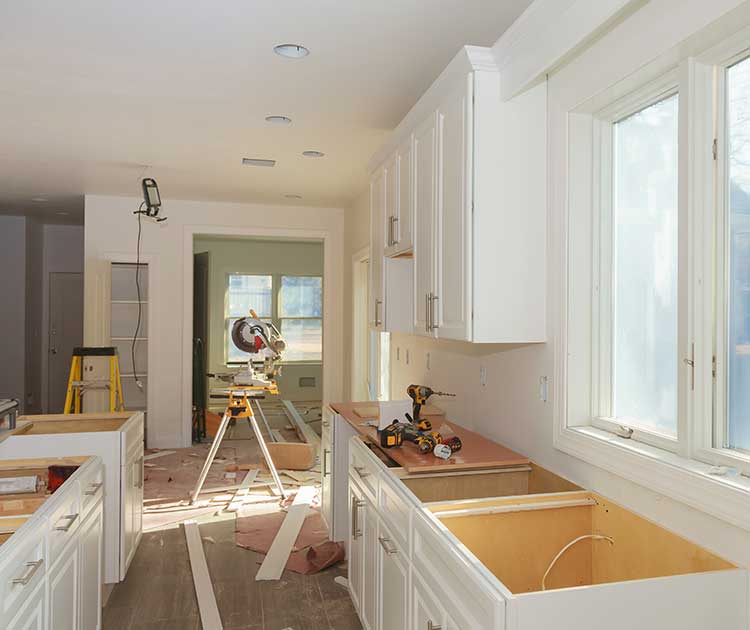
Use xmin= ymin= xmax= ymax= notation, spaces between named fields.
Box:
xmin=541 ymin=534 xmax=614 ymax=591
xmin=132 ymin=202 xmax=145 ymax=391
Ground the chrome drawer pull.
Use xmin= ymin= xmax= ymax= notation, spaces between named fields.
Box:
xmin=11 ymin=559 xmax=43 ymax=586
xmin=427 ymin=622 xmax=442 ymax=630
xmin=353 ymin=466 xmax=371 ymax=479
xmin=54 ymin=513 xmax=79 ymax=532
xmin=84 ymin=482 xmax=103 ymax=496
xmin=323 ymin=449 xmax=331 ymax=477
xmin=351 ymin=496 xmax=365 ymax=539
xmin=378 ymin=536 xmax=398 ymax=555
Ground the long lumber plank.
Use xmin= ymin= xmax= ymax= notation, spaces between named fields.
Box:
xmin=281 ymin=400 xmax=320 ymax=449
xmin=184 ymin=520 xmax=223 ymax=630
xmin=254 ymin=485 xmax=315 ymax=581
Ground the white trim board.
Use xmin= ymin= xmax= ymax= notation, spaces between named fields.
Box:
xmin=184 ymin=520 xmax=223 ymax=630
xmin=255 ymin=485 xmax=316 ymax=581
xmin=225 ymin=469 xmax=258 ymax=513
xmin=143 ymin=450 xmax=176 ymax=461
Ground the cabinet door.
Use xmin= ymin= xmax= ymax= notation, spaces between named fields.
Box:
xmin=6 ymin=581 xmax=45 ymax=630
xmin=436 ymin=75 xmax=473 ymax=341
xmin=48 ymin=538 xmax=80 ymax=630
xmin=320 ymin=413 xmax=333 ymax=533
xmin=369 ymin=168 xmax=386 ymax=330
xmin=348 ymin=481 xmax=365 ymax=614
xmin=412 ymin=572 xmax=446 ymax=630
xmin=397 ymin=135 xmax=414 ymax=253
xmin=362 ymin=499 xmax=378 ymax=630
xmin=121 ymin=453 xmax=143 ymax=580
xmin=383 ymin=152 xmax=399 ymax=257
xmin=79 ymin=504 xmax=103 ymax=630
xmin=413 ymin=112 xmax=438 ymax=337
xmin=378 ymin=520 xmax=408 ymax=630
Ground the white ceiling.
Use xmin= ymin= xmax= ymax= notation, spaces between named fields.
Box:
xmin=0 ymin=1 xmax=532 ymax=219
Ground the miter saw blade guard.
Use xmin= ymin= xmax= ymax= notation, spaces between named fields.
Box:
xmin=229 ymin=316 xmax=286 ymax=385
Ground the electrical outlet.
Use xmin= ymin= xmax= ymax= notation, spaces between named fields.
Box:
xmin=426 ymin=352 xmax=431 ymax=371
xmin=480 ymin=366 xmax=487 ymax=387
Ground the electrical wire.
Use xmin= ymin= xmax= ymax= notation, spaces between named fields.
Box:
xmin=132 ymin=202 xmax=145 ymax=391
xmin=541 ymin=534 xmax=614 ymax=591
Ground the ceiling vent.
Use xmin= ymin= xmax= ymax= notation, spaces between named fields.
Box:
xmin=242 ymin=158 xmax=276 ymax=167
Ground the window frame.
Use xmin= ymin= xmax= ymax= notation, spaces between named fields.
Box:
xmin=224 ymin=272 xmax=323 ymax=366
xmin=555 ymin=27 xmax=750 ymax=531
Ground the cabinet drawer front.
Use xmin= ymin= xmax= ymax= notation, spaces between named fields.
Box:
xmin=0 ymin=531 xmax=46 ymax=625
xmin=349 ymin=439 xmax=380 ymax=502
xmin=47 ymin=486 xmax=81 ymax=567
xmin=412 ymin=510 xmax=504 ymax=630
xmin=78 ymin=462 xmax=105 ymax=518
xmin=378 ymin=473 xmax=414 ymax=552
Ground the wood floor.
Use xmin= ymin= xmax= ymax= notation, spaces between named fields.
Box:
xmin=103 ymin=401 xmax=362 ymax=630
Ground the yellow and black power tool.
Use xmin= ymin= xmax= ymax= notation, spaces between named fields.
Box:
xmin=406 ymin=384 xmax=456 ymax=431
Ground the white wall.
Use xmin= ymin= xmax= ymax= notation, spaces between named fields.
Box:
xmin=350 ymin=0 xmax=750 ymax=591
xmin=192 ymin=236 xmax=324 ymax=402
xmin=0 ymin=216 xmax=26 ymax=405
xmin=41 ymin=224 xmax=84 ymax=412
xmin=84 ymin=195 xmax=345 ymax=448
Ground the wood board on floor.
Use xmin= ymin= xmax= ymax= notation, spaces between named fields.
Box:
xmin=255 ymin=485 xmax=316 ymax=581
xmin=184 ymin=520 xmax=223 ymax=630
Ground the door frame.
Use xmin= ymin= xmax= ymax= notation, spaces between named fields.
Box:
xmin=181 ymin=225 xmax=344 ymax=448
xmin=45 ymin=271 xmax=84 ymax=413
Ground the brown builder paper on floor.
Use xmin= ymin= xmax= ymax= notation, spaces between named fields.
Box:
xmin=235 ymin=507 xmax=344 ymax=574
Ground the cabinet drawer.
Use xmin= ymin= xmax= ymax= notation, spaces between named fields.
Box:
xmin=47 ymin=484 xmax=81 ymax=568
xmin=378 ymin=473 xmax=414 ymax=552
xmin=412 ymin=509 xmax=504 ymax=630
xmin=349 ymin=439 xmax=380 ymax=502
xmin=0 ymin=529 xmax=46 ymax=626
xmin=78 ymin=462 xmax=104 ymax=519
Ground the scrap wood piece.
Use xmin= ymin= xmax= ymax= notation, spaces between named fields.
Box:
xmin=183 ymin=520 xmax=223 ymax=630
xmin=264 ymin=442 xmax=316 ymax=471
xmin=225 ymin=470 xmax=258 ymax=513
xmin=254 ymin=486 xmax=316 ymax=581
xmin=143 ymin=450 xmax=176 ymax=461
xmin=281 ymin=400 xmax=321 ymax=449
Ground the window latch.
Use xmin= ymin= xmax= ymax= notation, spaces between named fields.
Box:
xmin=683 ymin=343 xmax=695 ymax=391
xmin=616 ymin=426 xmax=634 ymax=439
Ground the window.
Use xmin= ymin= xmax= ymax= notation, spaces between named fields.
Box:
xmin=279 ymin=276 xmax=323 ymax=362
xmin=225 ymin=274 xmax=322 ymax=364
xmin=609 ymin=94 xmax=680 ymax=438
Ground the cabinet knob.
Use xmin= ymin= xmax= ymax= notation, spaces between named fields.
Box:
xmin=427 ymin=622 xmax=442 ymax=630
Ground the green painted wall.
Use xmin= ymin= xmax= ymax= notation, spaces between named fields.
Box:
xmin=193 ymin=236 xmax=324 ymax=403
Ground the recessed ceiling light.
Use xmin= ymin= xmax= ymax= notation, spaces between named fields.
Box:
xmin=302 ymin=150 xmax=325 ymax=158
xmin=273 ymin=44 xmax=309 ymax=59
xmin=285 ymin=194 xmax=303 ymax=199
xmin=242 ymin=158 xmax=276 ymax=167
xmin=31 ymin=197 xmax=48 ymax=202
xmin=265 ymin=115 xmax=292 ymax=124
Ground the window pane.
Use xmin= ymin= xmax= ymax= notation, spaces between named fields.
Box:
xmin=727 ymin=57 xmax=750 ymax=452
xmin=280 ymin=276 xmax=322 ymax=317
xmin=281 ymin=319 xmax=322 ymax=362
xmin=227 ymin=275 xmax=272 ymax=318
xmin=612 ymin=94 xmax=679 ymax=436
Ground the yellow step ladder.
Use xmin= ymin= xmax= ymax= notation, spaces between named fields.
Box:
xmin=64 ymin=347 xmax=125 ymax=414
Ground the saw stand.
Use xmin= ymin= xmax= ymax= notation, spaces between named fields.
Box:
xmin=189 ymin=387 xmax=287 ymax=503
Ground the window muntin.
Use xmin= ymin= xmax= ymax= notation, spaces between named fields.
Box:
xmin=725 ymin=56 xmax=750 ymax=453
xmin=610 ymin=94 xmax=680 ymax=437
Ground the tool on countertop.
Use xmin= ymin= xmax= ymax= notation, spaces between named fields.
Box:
xmin=433 ymin=436 xmax=463 ymax=460
xmin=406 ymin=384 xmax=455 ymax=431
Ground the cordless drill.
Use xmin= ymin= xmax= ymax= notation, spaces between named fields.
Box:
xmin=406 ymin=384 xmax=456 ymax=431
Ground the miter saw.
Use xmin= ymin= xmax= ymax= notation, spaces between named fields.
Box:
xmin=190 ymin=310 xmax=289 ymax=503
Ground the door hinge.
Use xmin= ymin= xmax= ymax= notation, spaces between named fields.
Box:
xmin=712 ymin=138 xmax=718 ymax=161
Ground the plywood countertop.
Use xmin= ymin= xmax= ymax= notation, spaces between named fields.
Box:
xmin=330 ymin=402 xmax=529 ymax=474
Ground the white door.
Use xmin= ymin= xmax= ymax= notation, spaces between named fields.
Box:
xmin=348 ymin=481 xmax=365 ymax=614
xmin=320 ymin=415 xmax=333 ymax=531
xmin=48 ymin=272 xmax=84 ymax=412
xmin=48 ymin=539 xmax=80 ymax=630
xmin=362 ymin=499 xmax=378 ymax=630
xmin=412 ymin=572 xmax=446 ymax=630
xmin=79 ymin=505 xmax=103 ymax=630
xmin=378 ymin=521 xmax=408 ymax=630
xmin=414 ymin=112 xmax=438 ymax=337
xmin=6 ymin=581 xmax=45 ymax=630
xmin=436 ymin=75 xmax=473 ymax=341
xmin=369 ymin=169 xmax=386 ymax=330
xmin=352 ymin=254 xmax=370 ymax=401
xmin=397 ymin=135 xmax=414 ymax=253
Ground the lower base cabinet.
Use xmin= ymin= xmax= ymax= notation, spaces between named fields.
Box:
xmin=413 ymin=572 xmax=446 ymax=630
xmin=80 ymin=505 xmax=104 ymax=630
xmin=48 ymin=535 xmax=80 ymax=630
xmin=378 ymin=520 xmax=407 ymax=630
xmin=348 ymin=481 xmax=365 ymax=615
xmin=362 ymin=499 xmax=379 ymax=630
xmin=7 ymin=580 xmax=46 ymax=630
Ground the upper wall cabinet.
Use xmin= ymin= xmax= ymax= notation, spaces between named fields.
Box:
xmin=369 ymin=46 xmax=547 ymax=343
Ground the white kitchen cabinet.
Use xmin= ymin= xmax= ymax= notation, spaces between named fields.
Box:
xmin=377 ymin=519 xmax=408 ymax=630
xmin=412 ymin=572 xmax=445 ymax=630
xmin=384 ymin=137 xmax=414 ymax=258
xmin=79 ymin=504 xmax=104 ymax=630
xmin=6 ymin=580 xmax=45 ymax=630
xmin=413 ymin=112 xmax=437 ymax=337
xmin=362 ymin=497 xmax=379 ymax=630
xmin=370 ymin=46 xmax=547 ymax=343
xmin=48 ymin=536 xmax=79 ymax=630
xmin=348 ymin=480 xmax=366 ymax=614
xmin=4 ymin=411 xmax=144 ymax=583
xmin=370 ymin=167 xmax=386 ymax=331
xmin=321 ymin=409 xmax=333 ymax=534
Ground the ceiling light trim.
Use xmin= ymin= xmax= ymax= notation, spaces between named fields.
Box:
xmin=273 ymin=44 xmax=310 ymax=59
xmin=242 ymin=158 xmax=277 ymax=167
xmin=302 ymin=150 xmax=325 ymax=158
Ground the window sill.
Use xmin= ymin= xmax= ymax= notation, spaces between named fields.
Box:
xmin=554 ymin=424 xmax=750 ymax=531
